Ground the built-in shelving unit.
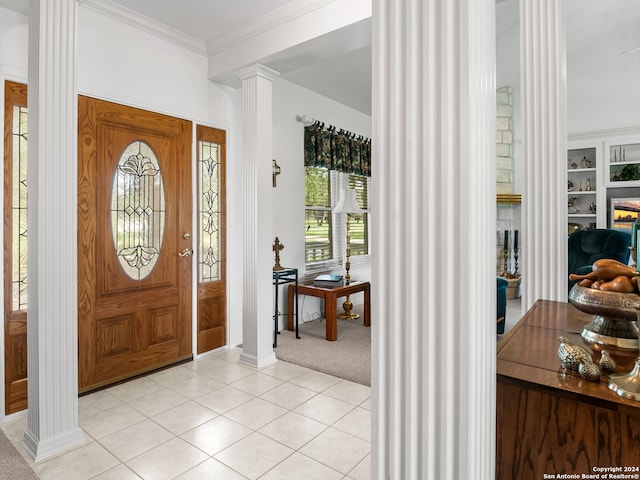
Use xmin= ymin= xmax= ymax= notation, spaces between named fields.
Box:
xmin=606 ymin=139 xmax=640 ymax=186
xmin=567 ymin=130 xmax=640 ymax=234
xmin=567 ymin=144 xmax=599 ymax=231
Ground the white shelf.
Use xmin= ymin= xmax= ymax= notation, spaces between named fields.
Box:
xmin=568 ymin=141 xmax=600 ymax=229
xmin=608 ymin=160 xmax=639 ymax=167
xmin=606 ymin=137 xmax=640 ymax=185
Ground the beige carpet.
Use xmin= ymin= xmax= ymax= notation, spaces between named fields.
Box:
xmin=275 ymin=306 xmax=371 ymax=386
xmin=0 ymin=429 xmax=38 ymax=480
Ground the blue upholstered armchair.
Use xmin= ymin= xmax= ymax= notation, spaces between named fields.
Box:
xmin=497 ymin=277 xmax=508 ymax=334
xmin=567 ymin=229 xmax=631 ymax=292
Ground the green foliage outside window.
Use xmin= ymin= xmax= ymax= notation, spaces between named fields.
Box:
xmin=305 ymin=167 xmax=332 ymax=262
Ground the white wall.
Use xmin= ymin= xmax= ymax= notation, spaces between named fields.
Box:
xmin=0 ymin=7 xmax=28 ymax=80
xmin=272 ymin=78 xmax=371 ymax=323
xmin=498 ymin=1 xmax=640 ymax=137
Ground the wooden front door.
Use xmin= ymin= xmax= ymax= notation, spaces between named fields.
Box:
xmin=78 ymin=96 xmax=192 ymax=392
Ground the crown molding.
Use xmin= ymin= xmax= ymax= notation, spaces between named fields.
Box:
xmin=206 ymin=0 xmax=338 ymax=55
xmin=78 ymin=0 xmax=207 ymax=56
xmin=569 ymin=126 xmax=640 ymax=141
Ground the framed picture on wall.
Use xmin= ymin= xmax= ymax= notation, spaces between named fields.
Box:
xmin=610 ymin=198 xmax=640 ymax=231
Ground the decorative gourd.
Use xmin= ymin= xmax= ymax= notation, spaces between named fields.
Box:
xmin=599 ymin=275 xmax=635 ymax=293
xmin=570 ymin=259 xmax=640 ymax=293
xmin=592 ymin=261 xmax=639 ymax=281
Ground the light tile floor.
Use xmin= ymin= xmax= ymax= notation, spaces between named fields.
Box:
xmin=1 ymin=347 xmax=371 ymax=480
xmin=504 ymin=297 xmax=523 ymax=334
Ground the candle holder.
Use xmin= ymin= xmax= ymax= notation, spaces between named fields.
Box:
xmin=609 ymin=320 xmax=640 ymax=401
xmin=502 ymin=248 xmax=509 ymax=277
xmin=513 ymin=247 xmax=519 ymax=276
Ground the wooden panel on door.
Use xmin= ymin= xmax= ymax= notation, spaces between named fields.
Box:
xmin=196 ymin=125 xmax=227 ymax=354
xmin=78 ymin=96 xmax=192 ymax=392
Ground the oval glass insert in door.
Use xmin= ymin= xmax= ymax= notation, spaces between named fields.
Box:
xmin=111 ymin=140 xmax=165 ymax=280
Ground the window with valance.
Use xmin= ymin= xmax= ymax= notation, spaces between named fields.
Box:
xmin=304 ymin=121 xmax=371 ymax=269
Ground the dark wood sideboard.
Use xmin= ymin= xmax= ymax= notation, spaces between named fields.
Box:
xmin=497 ymin=300 xmax=640 ymax=480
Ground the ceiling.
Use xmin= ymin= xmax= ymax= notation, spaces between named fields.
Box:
xmin=0 ymin=0 xmax=373 ymax=114
xmin=3 ymin=0 xmax=640 ymax=121
xmin=106 ymin=0 xmax=373 ymax=115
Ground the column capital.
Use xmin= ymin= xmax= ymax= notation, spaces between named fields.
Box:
xmin=236 ymin=63 xmax=280 ymax=82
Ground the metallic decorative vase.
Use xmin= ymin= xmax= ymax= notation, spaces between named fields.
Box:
xmin=568 ymin=285 xmax=640 ymax=350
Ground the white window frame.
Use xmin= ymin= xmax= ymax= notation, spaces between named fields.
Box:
xmin=304 ymin=168 xmax=371 ymax=278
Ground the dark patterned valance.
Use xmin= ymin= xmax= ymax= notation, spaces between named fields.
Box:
xmin=304 ymin=122 xmax=371 ymax=176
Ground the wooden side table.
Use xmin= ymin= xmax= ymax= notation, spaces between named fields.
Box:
xmin=287 ymin=281 xmax=370 ymax=341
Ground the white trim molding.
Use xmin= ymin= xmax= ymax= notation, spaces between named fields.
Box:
xmin=79 ymin=0 xmax=207 ymax=55
xmin=207 ymin=0 xmax=371 ymax=81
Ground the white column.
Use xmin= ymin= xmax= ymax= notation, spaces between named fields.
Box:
xmin=237 ymin=64 xmax=279 ymax=369
xmin=23 ymin=0 xmax=85 ymax=461
xmin=371 ymin=0 xmax=496 ymax=478
xmin=520 ymin=0 xmax=567 ymax=308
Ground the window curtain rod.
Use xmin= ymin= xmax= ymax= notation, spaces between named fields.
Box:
xmin=301 ymin=115 xmax=371 ymax=176
xmin=297 ymin=114 xmax=371 ymax=142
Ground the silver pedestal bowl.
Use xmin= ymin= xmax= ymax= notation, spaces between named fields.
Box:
xmin=568 ymin=284 xmax=640 ymax=401
xmin=568 ymin=284 xmax=639 ymax=350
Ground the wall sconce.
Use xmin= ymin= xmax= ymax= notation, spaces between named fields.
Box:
xmin=272 ymin=159 xmax=281 ymax=187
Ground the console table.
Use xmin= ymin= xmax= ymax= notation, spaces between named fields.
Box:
xmin=287 ymin=281 xmax=370 ymax=341
xmin=497 ymin=300 xmax=640 ymax=479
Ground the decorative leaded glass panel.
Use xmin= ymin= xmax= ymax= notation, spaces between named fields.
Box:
xmin=12 ymin=106 xmax=28 ymax=311
xmin=198 ymin=141 xmax=221 ymax=283
xmin=111 ymin=141 xmax=165 ymax=280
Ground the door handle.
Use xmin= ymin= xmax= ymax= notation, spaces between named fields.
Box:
xmin=178 ymin=248 xmax=192 ymax=257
